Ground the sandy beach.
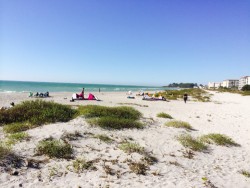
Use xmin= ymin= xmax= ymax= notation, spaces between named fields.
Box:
xmin=0 ymin=91 xmax=250 ymax=188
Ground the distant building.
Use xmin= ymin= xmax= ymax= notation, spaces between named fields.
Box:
xmin=239 ymin=76 xmax=250 ymax=90
xmin=208 ymin=82 xmax=222 ymax=89
xmin=222 ymin=79 xmax=239 ymax=88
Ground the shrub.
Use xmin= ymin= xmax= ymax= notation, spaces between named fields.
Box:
xmin=88 ymin=117 xmax=143 ymax=129
xmin=119 ymin=142 xmax=144 ymax=154
xmin=242 ymin=85 xmax=250 ymax=91
xmin=199 ymin=133 xmax=239 ymax=146
xmin=3 ymin=122 xmax=34 ymax=134
xmin=165 ymin=120 xmax=193 ymax=130
xmin=61 ymin=131 xmax=83 ymax=141
xmin=94 ymin=134 xmax=113 ymax=143
xmin=177 ymin=134 xmax=207 ymax=151
xmin=157 ymin=112 xmax=173 ymax=119
xmin=36 ymin=138 xmax=73 ymax=159
xmin=77 ymin=105 xmax=142 ymax=120
xmin=0 ymin=100 xmax=76 ymax=126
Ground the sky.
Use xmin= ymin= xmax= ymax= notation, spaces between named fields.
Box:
xmin=0 ymin=0 xmax=250 ymax=86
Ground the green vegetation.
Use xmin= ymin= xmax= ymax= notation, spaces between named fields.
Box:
xmin=3 ymin=122 xmax=33 ymax=133
xmin=119 ymin=142 xmax=144 ymax=154
xmin=36 ymin=138 xmax=73 ymax=159
xmin=166 ymin=83 xmax=198 ymax=88
xmin=81 ymin=105 xmax=143 ymax=130
xmin=0 ymin=100 xmax=76 ymax=127
xmin=240 ymin=170 xmax=250 ymax=178
xmin=0 ymin=144 xmax=11 ymax=160
xmin=177 ymin=134 xmax=207 ymax=152
xmin=94 ymin=134 xmax=113 ymax=143
xmin=165 ymin=120 xmax=193 ymax=130
xmin=71 ymin=158 xmax=96 ymax=173
xmin=242 ymin=85 xmax=250 ymax=91
xmin=155 ymin=89 xmax=210 ymax=102
xmin=157 ymin=112 xmax=173 ymax=119
xmin=199 ymin=133 xmax=239 ymax=146
xmin=61 ymin=131 xmax=83 ymax=141
xmin=77 ymin=105 xmax=141 ymax=120
xmin=213 ymin=87 xmax=250 ymax=96
xmin=88 ymin=117 xmax=143 ymax=129
xmin=6 ymin=132 xmax=30 ymax=145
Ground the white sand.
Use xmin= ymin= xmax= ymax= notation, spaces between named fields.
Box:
xmin=0 ymin=91 xmax=250 ymax=188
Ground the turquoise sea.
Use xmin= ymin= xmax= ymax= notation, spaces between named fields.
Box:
xmin=0 ymin=80 xmax=168 ymax=93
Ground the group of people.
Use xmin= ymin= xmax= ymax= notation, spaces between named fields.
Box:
xmin=29 ymin=91 xmax=49 ymax=98
xmin=71 ymin=88 xmax=99 ymax=102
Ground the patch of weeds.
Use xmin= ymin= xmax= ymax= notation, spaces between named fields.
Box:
xmin=157 ymin=112 xmax=173 ymax=119
xmin=199 ymin=133 xmax=240 ymax=146
xmin=177 ymin=134 xmax=207 ymax=152
xmin=0 ymin=143 xmax=11 ymax=160
xmin=71 ymin=158 xmax=96 ymax=173
xmin=141 ymin=155 xmax=158 ymax=165
xmin=94 ymin=134 xmax=113 ymax=143
xmin=3 ymin=122 xmax=34 ymax=134
xmin=119 ymin=142 xmax=144 ymax=154
xmin=129 ymin=162 xmax=148 ymax=175
xmin=6 ymin=132 xmax=30 ymax=145
xmin=169 ymin=161 xmax=181 ymax=166
xmin=103 ymin=164 xmax=115 ymax=175
xmin=166 ymin=120 xmax=193 ymax=130
xmin=36 ymin=138 xmax=73 ymax=159
xmin=182 ymin=149 xmax=195 ymax=159
xmin=61 ymin=131 xmax=83 ymax=141
xmin=240 ymin=170 xmax=250 ymax=178
xmin=88 ymin=117 xmax=143 ymax=129
xmin=202 ymin=177 xmax=217 ymax=188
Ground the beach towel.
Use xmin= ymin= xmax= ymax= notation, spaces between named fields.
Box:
xmin=88 ymin=93 xmax=95 ymax=100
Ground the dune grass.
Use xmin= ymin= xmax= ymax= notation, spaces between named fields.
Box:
xmin=165 ymin=120 xmax=193 ymax=130
xmin=199 ymin=133 xmax=239 ymax=146
xmin=0 ymin=100 xmax=76 ymax=130
xmin=0 ymin=144 xmax=11 ymax=160
xmin=119 ymin=142 xmax=144 ymax=154
xmin=129 ymin=162 xmax=148 ymax=175
xmin=88 ymin=117 xmax=143 ymax=129
xmin=77 ymin=105 xmax=142 ymax=120
xmin=94 ymin=134 xmax=113 ymax=143
xmin=177 ymin=134 xmax=207 ymax=152
xmin=81 ymin=105 xmax=143 ymax=129
xmin=157 ymin=112 xmax=173 ymax=119
xmin=71 ymin=158 xmax=96 ymax=173
xmin=3 ymin=122 xmax=34 ymax=134
xmin=6 ymin=132 xmax=30 ymax=145
xmin=36 ymin=138 xmax=73 ymax=159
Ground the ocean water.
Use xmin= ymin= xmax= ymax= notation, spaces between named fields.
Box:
xmin=0 ymin=80 xmax=167 ymax=93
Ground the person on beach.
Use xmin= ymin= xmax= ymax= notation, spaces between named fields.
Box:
xmin=183 ymin=93 xmax=188 ymax=103
xmin=78 ymin=88 xmax=84 ymax=99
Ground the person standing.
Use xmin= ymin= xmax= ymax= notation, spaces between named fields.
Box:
xmin=183 ymin=93 xmax=188 ymax=103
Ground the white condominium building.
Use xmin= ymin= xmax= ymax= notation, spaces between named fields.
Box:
xmin=239 ymin=76 xmax=250 ymax=90
xmin=222 ymin=79 xmax=239 ymax=88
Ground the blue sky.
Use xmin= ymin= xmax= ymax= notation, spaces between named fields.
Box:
xmin=0 ymin=0 xmax=249 ymax=86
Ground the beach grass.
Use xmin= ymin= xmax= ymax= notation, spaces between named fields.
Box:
xmin=6 ymin=132 xmax=30 ymax=145
xmin=88 ymin=117 xmax=143 ymax=129
xmin=0 ymin=144 xmax=11 ymax=160
xmin=177 ymin=134 xmax=207 ymax=151
xmin=61 ymin=131 xmax=83 ymax=141
xmin=165 ymin=120 xmax=193 ymax=130
xmin=36 ymin=138 xmax=73 ymax=159
xmin=94 ymin=134 xmax=113 ymax=143
xmin=119 ymin=142 xmax=144 ymax=154
xmin=77 ymin=105 xmax=142 ymax=120
xmin=3 ymin=122 xmax=34 ymax=134
xmin=71 ymin=158 xmax=96 ymax=173
xmin=199 ymin=133 xmax=239 ymax=146
xmin=157 ymin=112 xmax=173 ymax=119
xmin=0 ymin=100 xmax=76 ymax=126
